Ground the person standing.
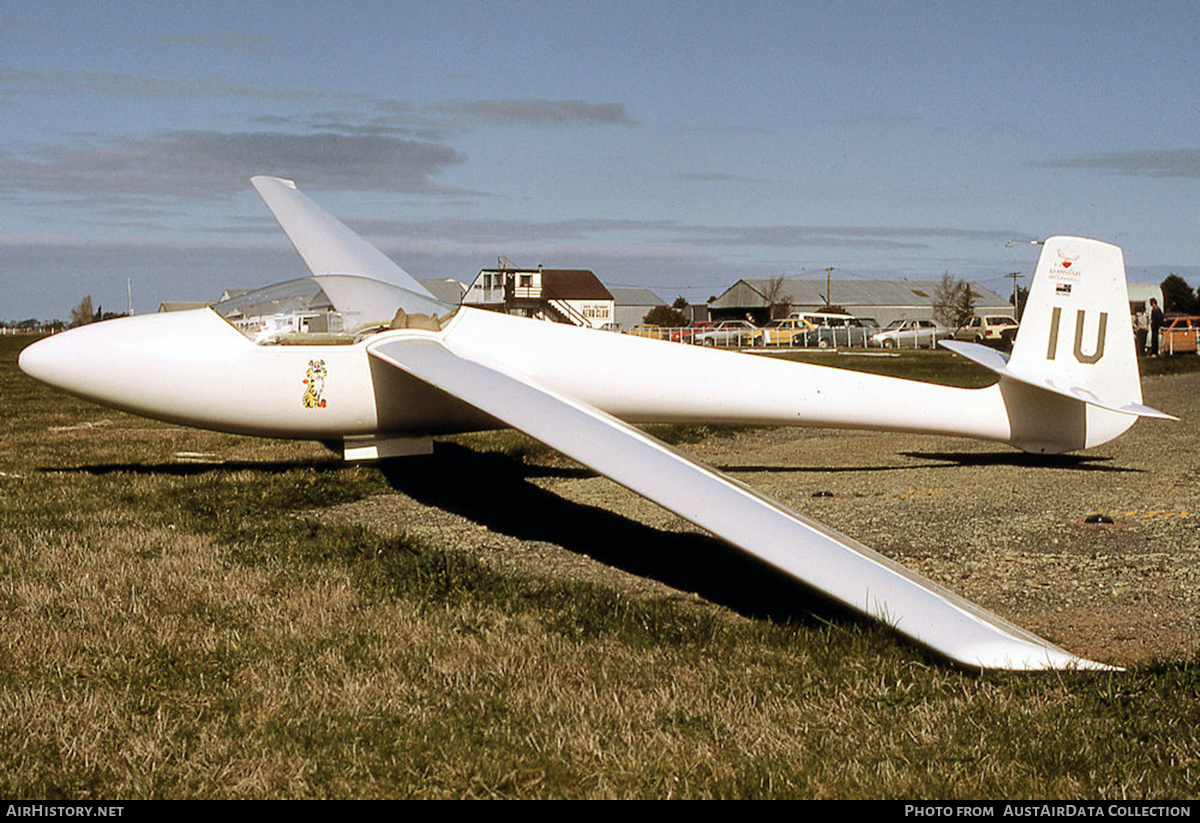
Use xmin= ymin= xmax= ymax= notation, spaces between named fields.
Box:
xmin=1148 ymin=297 xmax=1164 ymax=356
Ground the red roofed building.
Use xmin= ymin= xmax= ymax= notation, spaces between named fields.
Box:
xmin=463 ymin=263 xmax=615 ymax=328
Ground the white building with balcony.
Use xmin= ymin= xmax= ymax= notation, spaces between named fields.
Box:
xmin=462 ymin=266 xmax=615 ymax=328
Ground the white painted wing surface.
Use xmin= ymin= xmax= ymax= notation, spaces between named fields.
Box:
xmin=368 ymin=335 xmax=1117 ymax=671
xmin=250 ymin=176 xmax=437 ymax=299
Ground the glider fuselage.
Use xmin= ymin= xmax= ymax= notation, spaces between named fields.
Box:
xmin=19 ymin=301 xmax=1129 ymax=455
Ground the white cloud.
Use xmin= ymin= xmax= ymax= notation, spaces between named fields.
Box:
xmin=1033 ymin=149 xmax=1200 ymax=178
xmin=425 ymin=99 xmax=637 ymax=128
xmin=0 ymin=66 xmax=315 ymax=101
xmin=674 ymin=224 xmax=1015 ymax=249
xmin=0 ymin=131 xmax=468 ymax=196
xmin=1 ymin=67 xmax=637 ymax=132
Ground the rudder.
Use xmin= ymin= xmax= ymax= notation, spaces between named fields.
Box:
xmin=1009 ymin=237 xmax=1141 ymax=407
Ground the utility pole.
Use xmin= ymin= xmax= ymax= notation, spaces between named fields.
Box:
xmin=1005 ymin=270 xmax=1024 ymax=319
xmin=825 ymin=267 xmax=834 ymax=307
xmin=1003 ymin=238 xmax=1043 ymax=320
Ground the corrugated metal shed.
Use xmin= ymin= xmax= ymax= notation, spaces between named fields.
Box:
xmin=609 ymin=286 xmax=665 ymax=305
xmin=609 ymin=286 xmax=667 ymax=330
xmin=711 ymin=277 xmax=1012 ymax=325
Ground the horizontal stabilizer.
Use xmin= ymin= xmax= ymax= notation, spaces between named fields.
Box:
xmin=941 ymin=340 xmax=1177 ymax=420
xmin=369 ymin=332 xmax=1116 ymax=671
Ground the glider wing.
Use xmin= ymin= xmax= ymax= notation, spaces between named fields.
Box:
xmin=251 ymin=175 xmax=438 ymax=300
xmin=368 ymin=333 xmax=1116 ymax=671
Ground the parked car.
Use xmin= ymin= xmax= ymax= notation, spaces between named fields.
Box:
xmin=757 ymin=317 xmax=816 ymax=346
xmin=953 ymin=315 xmax=1019 ymax=343
xmin=693 ymin=319 xmax=759 ymax=347
xmin=672 ymin=320 xmax=715 ymax=343
xmin=800 ymin=319 xmax=875 ymax=348
xmin=627 ymin=322 xmax=701 ymax=342
xmin=627 ymin=324 xmax=672 ymax=340
xmin=870 ymin=319 xmax=951 ymax=349
xmin=1160 ymin=315 xmax=1200 ymax=354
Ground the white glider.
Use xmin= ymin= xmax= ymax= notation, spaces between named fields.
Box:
xmin=20 ymin=176 xmax=1173 ymax=671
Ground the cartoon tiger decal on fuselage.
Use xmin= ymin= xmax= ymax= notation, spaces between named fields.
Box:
xmin=302 ymin=359 xmax=327 ymax=409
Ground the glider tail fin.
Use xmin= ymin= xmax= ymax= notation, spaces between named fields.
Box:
xmin=942 ymin=236 xmax=1173 ymax=452
xmin=1007 ymin=237 xmax=1142 ymax=406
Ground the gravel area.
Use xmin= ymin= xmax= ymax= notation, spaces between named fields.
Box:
xmin=319 ymin=371 xmax=1200 ymax=668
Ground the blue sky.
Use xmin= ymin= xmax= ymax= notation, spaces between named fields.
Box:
xmin=2 ymin=0 xmax=1198 ymax=320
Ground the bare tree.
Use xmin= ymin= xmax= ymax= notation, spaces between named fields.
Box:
xmin=69 ymin=295 xmax=94 ymax=328
xmin=932 ymin=273 xmax=966 ymax=328
xmin=763 ymin=276 xmax=793 ymax=320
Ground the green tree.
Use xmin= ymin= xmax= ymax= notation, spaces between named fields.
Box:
xmin=1161 ymin=274 xmax=1197 ymax=314
xmin=642 ymin=305 xmax=688 ymax=327
xmin=953 ymin=284 xmax=976 ymax=329
xmin=1009 ymin=285 xmax=1029 ymax=321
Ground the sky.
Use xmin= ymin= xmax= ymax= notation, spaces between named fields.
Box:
xmin=2 ymin=0 xmax=1198 ymax=320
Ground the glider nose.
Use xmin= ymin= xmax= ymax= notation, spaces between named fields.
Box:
xmin=18 ymin=328 xmax=84 ymax=391
xmin=18 ymin=316 xmax=150 ymax=401
xmin=17 ymin=308 xmax=272 ymax=427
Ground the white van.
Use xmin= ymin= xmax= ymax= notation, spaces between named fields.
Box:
xmin=788 ymin=312 xmax=873 ymax=347
xmin=791 ymin=311 xmax=860 ymax=328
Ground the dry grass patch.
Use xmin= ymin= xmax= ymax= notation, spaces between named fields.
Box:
xmin=3 ymin=335 xmax=1200 ymax=799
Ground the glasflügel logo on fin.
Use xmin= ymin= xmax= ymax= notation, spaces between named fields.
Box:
xmin=1050 ymin=250 xmax=1082 ymax=281
xmin=1050 ymin=250 xmax=1081 ymax=278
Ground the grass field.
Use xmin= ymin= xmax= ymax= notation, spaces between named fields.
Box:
xmin=1 ymin=334 xmax=1198 ymax=799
